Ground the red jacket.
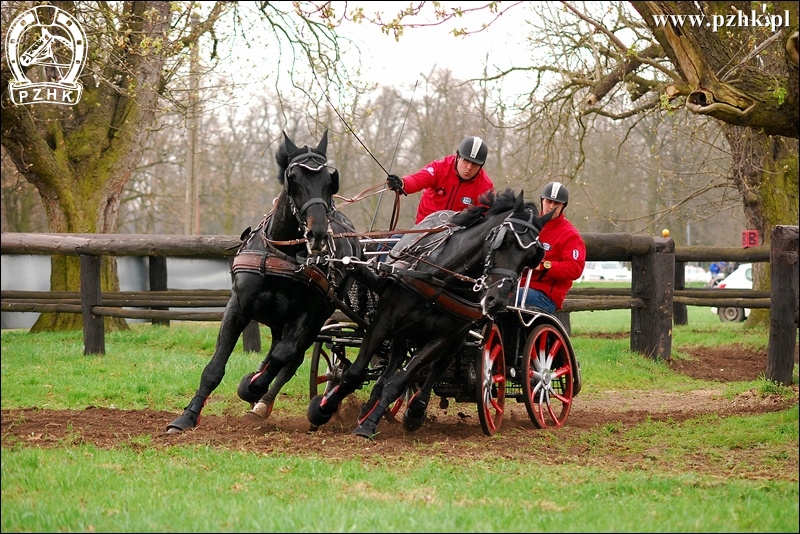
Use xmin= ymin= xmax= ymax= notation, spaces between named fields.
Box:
xmin=401 ymin=154 xmax=494 ymax=223
xmin=519 ymin=213 xmax=586 ymax=310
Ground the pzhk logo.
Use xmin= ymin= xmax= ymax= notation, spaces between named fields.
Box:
xmin=5 ymin=5 xmax=87 ymax=106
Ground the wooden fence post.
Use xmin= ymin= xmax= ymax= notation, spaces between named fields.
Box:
xmin=80 ymin=255 xmax=105 ymax=355
xmin=148 ymin=256 xmax=169 ymax=326
xmin=767 ymin=225 xmax=799 ymax=385
xmin=555 ymin=311 xmax=571 ymax=336
xmin=673 ymin=261 xmax=687 ymax=325
xmin=242 ymin=320 xmax=261 ymax=353
xmin=631 ymin=237 xmax=674 ymax=360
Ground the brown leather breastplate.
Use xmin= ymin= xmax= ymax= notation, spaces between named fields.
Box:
xmin=231 ymin=250 xmax=330 ymax=297
xmin=401 ymin=276 xmax=483 ymax=322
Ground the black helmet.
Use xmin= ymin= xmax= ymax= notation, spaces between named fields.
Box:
xmin=456 ymin=136 xmax=488 ymax=165
xmin=541 ymin=181 xmax=569 ymax=204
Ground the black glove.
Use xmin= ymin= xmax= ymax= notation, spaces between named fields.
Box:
xmin=386 ymin=174 xmax=406 ymax=195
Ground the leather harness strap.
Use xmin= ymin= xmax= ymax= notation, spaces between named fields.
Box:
xmin=232 ymin=250 xmax=330 ymax=298
xmin=402 ymin=276 xmax=483 ymax=322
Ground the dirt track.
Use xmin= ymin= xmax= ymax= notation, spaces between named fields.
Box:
xmin=2 ymin=343 xmax=798 ymax=481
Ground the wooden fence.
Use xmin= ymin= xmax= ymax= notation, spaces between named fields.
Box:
xmin=1 ymin=227 xmax=797 ymax=385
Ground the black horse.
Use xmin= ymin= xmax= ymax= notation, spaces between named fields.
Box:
xmin=167 ymin=130 xmax=379 ymax=433
xmin=307 ymin=188 xmax=552 ymax=437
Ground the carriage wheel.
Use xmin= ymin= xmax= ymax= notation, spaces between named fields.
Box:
xmin=476 ymin=323 xmax=505 ymax=436
xmin=309 ymin=328 xmax=354 ymax=401
xmin=522 ymin=323 xmax=574 ymax=429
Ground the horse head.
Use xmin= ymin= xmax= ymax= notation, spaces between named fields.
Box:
xmin=276 ymin=129 xmax=340 ymax=254
xmin=480 ymin=190 xmax=554 ymax=317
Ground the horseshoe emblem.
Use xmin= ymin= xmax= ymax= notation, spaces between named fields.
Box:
xmin=5 ymin=5 xmax=87 ymax=106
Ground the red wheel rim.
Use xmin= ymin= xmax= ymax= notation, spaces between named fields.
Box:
xmin=476 ymin=323 xmax=505 ymax=436
xmin=523 ymin=323 xmax=573 ymax=429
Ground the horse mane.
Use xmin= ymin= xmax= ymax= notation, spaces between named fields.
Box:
xmin=449 ymin=188 xmax=536 ymax=228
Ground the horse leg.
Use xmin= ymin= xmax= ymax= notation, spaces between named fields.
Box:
xmin=358 ymin=339 xmax=406 ymax=421
xmin=353 ymin=338 xmax=451 ymax=438
xmin=243 ymin=320 xmax=319 ymax=419
xmin=307 ymin=325 xmax=387 ymax=427
xmin=249 ymin=352 xmax=305 ymax=419
xmin=237 ymin=332 xmax=281 ymax=405
xmin=402 ymin=353 xmax=451 ymax=432
xmin=167 ymin=300 xmax=250 ymax=433
xmin=402 ymin=335 xmax=463 ymax=431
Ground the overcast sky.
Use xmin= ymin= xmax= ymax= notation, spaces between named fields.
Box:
xmin=341 ymin=1 xmax=527 ymax=89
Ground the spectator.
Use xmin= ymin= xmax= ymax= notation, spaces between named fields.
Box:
xmin=386 ymin=136 xmax=495 ymax=224
xmin=517 ymin=181 xmax=586 ymax=314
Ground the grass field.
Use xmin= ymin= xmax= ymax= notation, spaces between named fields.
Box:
xmin=1 ymin=306 xmax=798 ymax=532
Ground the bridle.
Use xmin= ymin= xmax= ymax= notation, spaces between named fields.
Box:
xmin=283 ymin=149 xmax=337 ymax=226
xmin=261 ymin=148 xmax=340 ymax=253
xmin=476 ymin=209 xmax=541 ymax=293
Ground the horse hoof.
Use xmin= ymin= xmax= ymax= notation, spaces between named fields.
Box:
xmin=165 ymin=415 xmax=195 ymax=433
xmin=403 ymin=398 xmax=428 ymax=432
xmin=307 ymin=395 xmax=335 ymax=426
xmin=250 ymin=401 xmax=273 ymax=419
xmin=403 ymin=413 xmax=425 ymax=432
xmin=237 ymin=373 xmax=262 ymax=404
xmin=352 ymin=426 xmax=376 ymax=439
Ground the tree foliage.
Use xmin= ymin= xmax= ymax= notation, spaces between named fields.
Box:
xmin=363 ymin=0 xmax=798 ymax=328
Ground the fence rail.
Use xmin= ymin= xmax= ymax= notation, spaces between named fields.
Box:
xmin=1 ymin=228 xmax=796 ymax=385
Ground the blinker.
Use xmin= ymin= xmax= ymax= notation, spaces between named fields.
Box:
xmin=491 ymin=226 xmax=506 ymax=250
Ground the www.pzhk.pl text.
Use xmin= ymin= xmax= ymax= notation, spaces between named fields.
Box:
xmin=652 ymin=9 xmax=791 ymax=33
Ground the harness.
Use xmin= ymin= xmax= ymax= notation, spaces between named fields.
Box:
xmin=231 ymin=250 xmax=330 ymax=298
xmin=230 ymin=147 xmax=354 ymax=316
xmin=381 ymin=209 xmax=541 ymax=321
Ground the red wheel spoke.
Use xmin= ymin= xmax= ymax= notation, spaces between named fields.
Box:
xmin=523 ymin=322 xmax=574 ymax=429
xmin=551 ymin=364 xmax=570 ymax=379
xmin=476 ymin=323 xmax=505 ymax=436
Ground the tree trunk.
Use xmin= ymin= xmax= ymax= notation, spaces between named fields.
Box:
xmin=0 ymin=2 xmax=172 ymax=332
xmin=723 ymin=125 xmax=799 ymax=327
xmin=632 ymin=1 xmax=799 ymax=138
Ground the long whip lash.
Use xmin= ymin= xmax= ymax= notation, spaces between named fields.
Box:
xmin=312 ymin=68 xmax=388 ymax=175
xmin=370 ymin=80 xmax=418 ymax=232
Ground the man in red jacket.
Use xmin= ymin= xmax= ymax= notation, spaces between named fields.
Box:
xmin=387 ymin=135 xmax=495 ymax=223
xmin=517 ymin=181 xmax=586 ymax=314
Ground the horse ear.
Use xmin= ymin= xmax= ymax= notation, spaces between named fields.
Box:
xmin=316 ymin=129 xmax=329 ymax=155
xmin=330 ymin=168 xmax=340 ymax=194
xmin=538 ymin=206 xmax=555 ymax=227
xmin=283 ymin=131 xmax=299 ymax=155
xmin=514 ymin=190 xmax=525 ymax=212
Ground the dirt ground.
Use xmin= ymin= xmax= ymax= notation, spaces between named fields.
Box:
xmin=3 ymin=343 xmax=798 ymax=475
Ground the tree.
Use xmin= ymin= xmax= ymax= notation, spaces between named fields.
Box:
xmin=0 ymin=1 xmax=363 ymax=332
xmin=366 ymin=1 xmax=798 ymax=328
xmin=2 ymin=2 xmax=196 ymax=331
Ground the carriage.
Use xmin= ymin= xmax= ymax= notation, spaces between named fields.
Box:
xmin=308 ymin=244 xmax=583 ymax=437
xmin=166 ymin=130 xmax=581 ymax=438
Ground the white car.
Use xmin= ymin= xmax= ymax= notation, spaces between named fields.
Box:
xmin=710 ymin=263 xmax=752 ymax=322
xmin=580 ymin=261 xmax=632 ymax=282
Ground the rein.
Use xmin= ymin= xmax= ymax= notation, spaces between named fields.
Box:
xmin=334 ymin=182 xmax=403 ymax=232
xmin=385 ymin=210 xmax=542 ymax=296
xmin=262 ymin=225 xmax=449 ymax=247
